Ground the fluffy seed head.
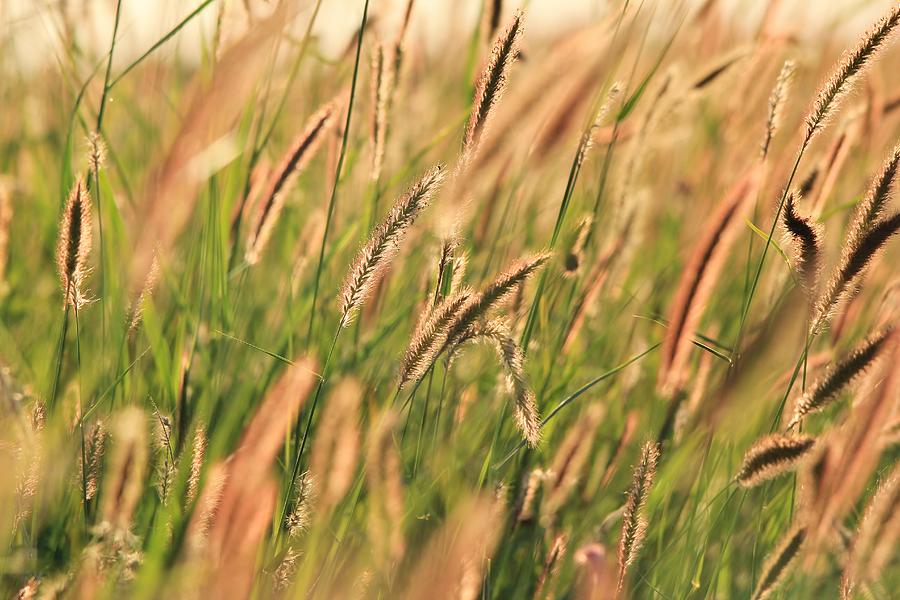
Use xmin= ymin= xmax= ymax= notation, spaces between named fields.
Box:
xmin=616 ymin=441 xmax=659 ymax=594
xmin=788 ymin=326 xmax=894 ymax=429
xmin=101 ymin=408 xmax=148 ymax=529
xmin=563 ymin=215 xmax=593 ymax=277
xmin=309 ymin=379 xmax=361 ymax=510
xmin=657 ymin=168 xmax=759 ymax=395
xmin=366 ymin=412 xmax=406 ymax=568
xmin=245 ymin=101 xmax=336 ymax=265
xmin=84 ymin=420 xmax=106 ymax=502
xmin=574 ymin=83 xmax=622 ymax=170
xmin=815 ymin=213 xmax=900 ymax=332
xmin=87 ymin=132 xmax=107 ymax=174
xmin=752 ymin=525 xmax=806 ymax=600
xmin=128 ymin=253 xmax=160 ymax=334
xmin=57 ymin=176 xmax=93 ymax=308
xmin=736 ymin=433 xmax=816 ymax=487
xmin=285 ymin=472 xmax=316 ymax=539
xmin=804 ymin=5 xmax=900 ymax=142
xmin=483 ymin=0 xmax=504 ymax=42
xmin=781 ymin=191 xmax=822 ymax=301
xmin=399 ymin=289 xmax=473 ymax=388
xmin=369 ymin=42 xmax=394 ymax=182
xmin=850 ymin=144 xmax=900 ymax=231
xmin=516 ymin=468 xmax=546 ymax=523
xmin=187 ymin=425 xmax=206 ymax=504
xmin=760 ymin=60 xmax=795 ymax=160
xmin=461 ymin=9 xmax=525 ymax=167
xmin=445 ymin=251 xmax=551 ymax=349
xmin=466 ymin=319 xmax=542 ymax=446
xmin=340 ymin=165 xmax=445 ymax=327
xmin=811 ymin=145 xmax=900 ymax=331
xmin=841 ymin=462 xmax=900 ymax=596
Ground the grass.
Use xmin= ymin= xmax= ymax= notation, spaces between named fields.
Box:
xmin=2 ymin=0 xmax=900 ymax=598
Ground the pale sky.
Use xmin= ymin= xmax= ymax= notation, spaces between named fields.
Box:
xmin=0 ymin=0 xmax=890 ymax=73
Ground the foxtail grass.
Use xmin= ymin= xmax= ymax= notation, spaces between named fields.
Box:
xmin=340 ymin=164 xmax=445 ymax=327
xmin=781 ymin=191 xmax=822 ymax=301
xmin=812 ymin=145 xmax=900 ymax=331
xmin=760 ymin=60 xmax=795 ymax=160
xmin=751 ymin=525 xmax=806 ymax=600
xmin=658 ymin=168 xmax=760 ymax=395
xmin=804 ymin=5 xmax=900 ymax=143
xmin=840 ymin=462 xmax=900 ymax=598
xmin=369 ymin=42 xmax=393 ymax=183
xmin=309 ymin=378 xmax=361 ymax=510
xmin=461 ymin=9 xmax=525 ymax=168
xmin=787 ymin=325 xmax=894 ymax=429
xmin=57 ymin=176 xmax=93 ymax=309
xmin=245 ymin=101 xmax=336 ymax=265
xmin=616 ymin=441 xmax=659 ymax=595
xmin=735 ymin=433 xmax=816 ymax=488
xmin=737 ymin=5 xmax=900 ymax=353
xmin=461 ymin=319 xmax=542 ymax=446
xmin=399 ymin=290 xmax=474 ymax=389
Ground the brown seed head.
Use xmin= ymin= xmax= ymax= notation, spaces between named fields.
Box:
xmin=805 ymin=5 xmax=900 ymax=143
xmin=245 ymin=101 xmax=336 ymax=265
xmin=616 ymin=441 xmax=659 ymax=594
xmin=736 ymin=433 xmax=816 ymax=487
xmin=57 ymin=176 xmax=93 ymax=308
xmin=461 ymin=9 xmax=525 ymax=168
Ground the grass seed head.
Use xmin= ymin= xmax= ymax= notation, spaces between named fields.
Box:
xmin=461 ymin=9 xmax=525 ymax=168
xmin=736 ymin=433 xmax=816 ymax=488
xmin=804 ymin=4 xmax=900 ymax=143
xmin=752 ymin=525 xmax=807 ymax=600
xmin=340 ymin=164 xmax=446 ymax=327
xmin=781 ymin=191 xmax=822 ymax=302
xmin=788 ymin=326 xmax=895 ymax=429
xmin=616 ymin=441 xmax=659 ymax=594
xmin=245 ymin=101 xmax=336 ymax=265
xmin=57 ymin=176 xmax=93 ymax=309
xmin=761 ymin=60 xmax=795 ymax=160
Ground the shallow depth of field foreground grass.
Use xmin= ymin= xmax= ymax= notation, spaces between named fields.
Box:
xmin=2 ymin=0 xmax=900 ymax=598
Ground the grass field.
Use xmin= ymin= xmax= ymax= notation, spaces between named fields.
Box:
xmin=2 ymin=0 xmax=900 ymax=598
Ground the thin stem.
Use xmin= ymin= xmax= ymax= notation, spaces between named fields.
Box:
xmin=49 ymin=303 xmax=71 ymax=411
xmin=306 ymin=0 xmax=371 ymax=346
xmin=90 ymin=166 xmax=107 ymax=370
xmin=493 ymin=342 xmax=661 ymax=469
xmin=95 ymin=0 xmax=123 ymax=132
xmin=277 ymin=325 xmax=342 ymax=546
xmin=733 ymin=139 xmax=809 ymax=358
xmin=520 ymin=144 xmax=584 ymax=350
xmin=74 ymin=304 xmax=88 ymax=520
xmin=108 ymin=0 xmax=217 ymax=90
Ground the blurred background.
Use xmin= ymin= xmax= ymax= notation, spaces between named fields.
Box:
xmin=1 ymin=0 xmax=891 ymax=72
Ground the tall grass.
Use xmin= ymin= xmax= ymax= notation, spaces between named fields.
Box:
xmin=2 ymin=1 xmax=900 ymax=598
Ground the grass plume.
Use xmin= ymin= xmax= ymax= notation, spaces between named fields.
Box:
xmin=657 ymin=168 xmax=760 ymax=395
xmin=246 ymin=101 xmax=336 ymax=265
xmin=751 ymin=525 xmax=806 ymax=600
xmin=57 ymin=176 xmax=93 ymax=308
xmin=616 ymin=441 xmax=659 ymax=595
xmin=787 ymin=326 xmax=894 ymax=429
xmin=340 ymin=165 xmax=445 ymax=327
xmin=735 ymin=433 xmax=816 ymax=487
xmin=813 ymin=144 xmax=900 ymax=330
xmin=782 ymin=191 xmax=822 ymax=300
xmin=461 ymin=9 xmax=525 ymax=167
xmin=804 ymin=4 xmax=900 ymax=143
xmin=760 ymin=60 xmax=795 ymax=160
